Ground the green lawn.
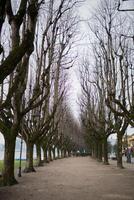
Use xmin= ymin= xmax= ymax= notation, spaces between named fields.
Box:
xmin=0 ymin=160 xmax=3 ymax=172
xmin=0 ymin=160 xmax=38 ymax=173
xmin=0 ymin=160 xmax=26 ymax=173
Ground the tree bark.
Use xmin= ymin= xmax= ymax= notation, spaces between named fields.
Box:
xmin=91 ymin=145 xmax=95 ymax=158
xmin=0 ymin=0 xmax=6 ymax=30
xmin=64 ymin=149 xmax=67 ymax=158
xmin=2 ymin=135 xmax=17 ymax=186
xmin=57 ymin=148 xmax=60 ymax=159
xmin=94 ymin=142 xmax=98 ymax=159
xmin=48 ymin=148 xmax=53 ymax=161
xmin=98 ymin=142 xmax=102 ymax=162
xmin=61 ymin=149 xmax=64 ymax=158
xmin=0 ymin=32 xmax=33 ymax=83
xmin=52 ymin=148 xmax=56 ymax=160
xmin=24 ymin=141 xmax=35 ymax=172
xmin=103 ymin=137 xmax=109 ymax=165
xmin=36 ymin=144 xmax=42 ymax=166
xmin=43 ymin=148 xmax=48 ymax=163
xmin=117 ymin=133 xmax=123 ymax=168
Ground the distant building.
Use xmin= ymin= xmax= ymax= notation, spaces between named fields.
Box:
xmin=122 ymin=134 xmax=134 ymax=148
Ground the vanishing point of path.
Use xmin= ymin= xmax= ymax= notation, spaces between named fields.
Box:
xmin=1 ymin=157 xmax=134 ymax=200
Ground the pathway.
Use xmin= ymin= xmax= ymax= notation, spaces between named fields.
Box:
xmin=0 ymin=157 xmax=134 ymax=200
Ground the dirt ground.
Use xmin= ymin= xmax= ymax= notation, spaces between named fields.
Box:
xmin=0 ymin=157 xmax=134 ymax=200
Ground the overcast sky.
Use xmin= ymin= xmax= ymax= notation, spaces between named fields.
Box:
xmin=68 ymin=0 xmax=100 ymax=120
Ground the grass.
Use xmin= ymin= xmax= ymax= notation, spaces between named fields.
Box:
xmin=0 ymin=160 xmax=26 ymax=173
xmin=0 ymin=160 xmax=38 ymax=174
xmin=0 ymin=160 xmax=3 ymax=173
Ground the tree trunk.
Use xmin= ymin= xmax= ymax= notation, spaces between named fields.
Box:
xmin=0 ymin=0 xmax=6 ymax=36
xmin=94 ymin=142 xmax=98 ymax=159
xmin=53 ymin=148 xmax=56 ymax=160
xmin=43 ymin=148 xmax=48 ymax=163
xmin=91 ymin=145 xmax=95 ymax=158
xmin=36 ymin=144 xmax=42 ymax=166
xmin=2 ymin=135 xmax=17 ymax=186
xmin=117 ymin=133 xmax=123 ymax=168
xmin=103 ymin=137 xmax=109 ymax=165
xmin=57 ymin=148 xmax=60 ymax=159
xmin=49 ymin=148 xmax=53 ymax=161
xmin=65 ymin=149 xmax=67 ymax=157
xmin=98 ymin=142 xmax=102 ymax=162
xmin=24 ymin=142 xmax=35 ymax=172
xmin=61 ymin=149 xmax=64 ymax=158
xmin=68 ymin=151 xmax=71 ymax=157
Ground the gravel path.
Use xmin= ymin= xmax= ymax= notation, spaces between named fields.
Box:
xmin=0 ymin=157 xmax=134 ymax=200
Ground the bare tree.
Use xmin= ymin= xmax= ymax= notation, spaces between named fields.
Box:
xmin=79 ymin=56 xmax=115 ymax=164
xmin=86 ymin=0 xmax=133 ymax=168
xmin=0 ymin=0 xmax=82 ymax=186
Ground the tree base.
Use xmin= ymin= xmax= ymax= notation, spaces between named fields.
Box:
xmin=23 ymin=167 xmax=36 ymax=173
xmin=103 ymin=162 xmax=109 ymax=165
xmin=98 ymin=159 xmax=102 ymax=162
xmin=36 ymin=162 xmax=44 ymax=167
xmin=0 ymin=176 xmax=18 ymax=186
xmin=117 ymin=165 xmax=124 ymax=169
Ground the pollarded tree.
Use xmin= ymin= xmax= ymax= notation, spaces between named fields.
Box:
xmin=79 ymin=56 xmax=115 ymax=164
xmin=21 ymin=0 xmax=80 ymax=171
xmin=0 ymin=0 xmax=43 ymax=186
xmin=49 ymin=0 xmax=80 ymax=158
xmin=88 ymin=0 xmax=134 ymax=168
xmin=0 ymin=0 xmax=40 ymax=82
